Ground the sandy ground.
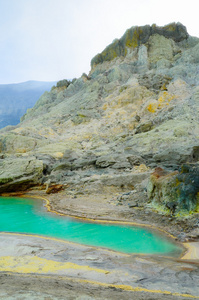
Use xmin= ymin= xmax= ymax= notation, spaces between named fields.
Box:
xmin=181 ymin=243 xmax=199 ymax=260
xmin=0 ymin=189 xmax=199 ymax=299
xmin=0 ymin=233 xmax=199 ymax=299
xmin=2 ymin=272 xmax=198 ymax=300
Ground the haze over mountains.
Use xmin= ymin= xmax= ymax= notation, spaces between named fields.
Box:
xmin=0 ymin=80 xmax=56 ymax=129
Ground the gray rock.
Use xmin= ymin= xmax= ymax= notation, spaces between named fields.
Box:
xmin=0 ymin=157 xmax=43 ymax=192
xmin=71 ymin=157 xmax=97 ymax=169
xmin=0 ymin=21 xmax=199 ymax=219
xmin=91 ymin=22 xmax=188 ymax=67
xmin=147 ymin=165 xmax=199 ymax=213
xmin=35 ymin=154 xmax=56 ymax=175
xmin=95 ymin=155 xmax=116 ymax=168
xmin=148 ymin=34 xmax=174 ymax=65
xmin=135 ymin=121 xmax=154 ymax=134
xmin=63 ymin=149 xmax=79 ymax=161
xmin=99 ymin=172 xmax=150 ymax=187
xmin=52 ymin=161 xmax=72 ymax=172
xmin=127 ymin=155 xmax=145 ymax=166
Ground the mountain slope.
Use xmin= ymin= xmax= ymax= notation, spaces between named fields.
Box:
xmin=0 ymin=23 xmax=198 ymax=231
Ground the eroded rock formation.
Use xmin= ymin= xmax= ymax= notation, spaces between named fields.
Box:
xmin=0 ymin=22 xmax=199 ymax=218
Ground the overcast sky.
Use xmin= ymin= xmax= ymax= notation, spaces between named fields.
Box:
xmin=0 ymin=0 xmax=198 ymax=84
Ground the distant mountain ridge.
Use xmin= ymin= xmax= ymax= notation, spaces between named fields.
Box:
xmin=0 ymin=80 xmax=56 ymax=128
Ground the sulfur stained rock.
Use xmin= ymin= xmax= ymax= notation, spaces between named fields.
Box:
xmin=91 ymin=23 xmax=188 ymax=68
xmin=46 ymin=183 xmax=63 ymax=194
xmin=147 ymin=165 xmax=199 ymax=214
xmin=0 ymin=21 xmax=199 ymax=215
xmin=175 ymin=164 xmax=199 ymax=212
xmin=147 ymin=167 xmax=179 ymax=210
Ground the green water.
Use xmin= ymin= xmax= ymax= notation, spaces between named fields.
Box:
xmin=0 ymin=197 xmax=181 ymax=255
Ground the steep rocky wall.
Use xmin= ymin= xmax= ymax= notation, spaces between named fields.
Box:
xmin=148 ymin=165 xmax=199 ymax=214
xmin=91 ymin=23 xmax=188 ymax=68
xmin=0 ymin=22 xmax=198 ymax=217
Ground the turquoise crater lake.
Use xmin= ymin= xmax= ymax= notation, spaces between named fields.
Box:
xmin=0 ymin=197 xmax=182 ymax=255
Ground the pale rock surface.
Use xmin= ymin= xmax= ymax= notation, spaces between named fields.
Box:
xmin=0 ymin=22 xmax=198 ymax=218
xmin=0 ymin=157 xmax=43 ymax=191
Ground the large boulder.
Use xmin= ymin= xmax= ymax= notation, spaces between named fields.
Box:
xmin=147 ymin=166 xmax=199 ymax=214
xmin=0 ymin=157 xmax=43 ymax=193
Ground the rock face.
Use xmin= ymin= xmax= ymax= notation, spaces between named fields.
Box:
xmin=0 ymin=22 xmax=199 ymax=216
xmin=91 ymin=23 xmax=188 ymax=67
xmin=0 ymin=157 xmax=43 ymax=192
xmin=148 ymin=165 xmax=199 ymax=214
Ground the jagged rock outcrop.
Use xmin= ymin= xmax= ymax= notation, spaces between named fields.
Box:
xmin=0 ymin=22 xmax=198 ymax=215
xmin=91 ymin=23 xmax=188 ymax=68
xmin=147 ymin=165 xmax=199 ymax=214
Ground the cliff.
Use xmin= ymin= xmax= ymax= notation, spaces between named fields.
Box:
xmin=91 ymin=22 xmax=188 ymax=67
xmin=0 ymin=22 xmax=199 ymax=223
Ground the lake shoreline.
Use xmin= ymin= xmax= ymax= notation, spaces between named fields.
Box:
xmin=1 ymin=189 xmax=199 ymax=299
xmin=1 ymin=189 xmax=199 ymax=259
xmin=0 ymin=232 xmax=199 ymax=299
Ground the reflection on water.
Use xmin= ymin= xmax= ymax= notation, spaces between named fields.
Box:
xmin=0 ymin=197 xmax=182 ymax=255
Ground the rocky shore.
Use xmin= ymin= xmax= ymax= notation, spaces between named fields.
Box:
xmin=0 ymin=190 xmax=199 ymax=299
xmin=0 ymin=22 xmax=199 ymax=298
xmin=0 ymin=23 xmax=199 ymax=223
